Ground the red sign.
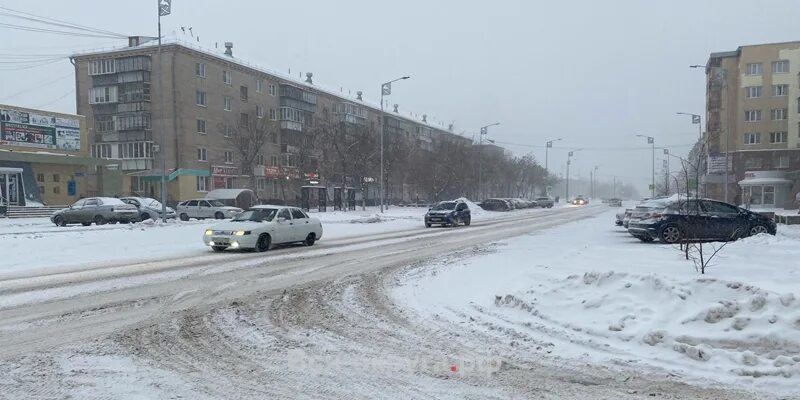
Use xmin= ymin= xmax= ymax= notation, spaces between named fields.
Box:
xmin=213 ymin=176 xmax=227 ymax=189
xmin=265 ymin=166 xmax=281 ymax=178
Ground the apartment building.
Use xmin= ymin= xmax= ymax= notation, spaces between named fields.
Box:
xmin=70 ymin=38 xmax=472 ymax=205
xmin=705 ymin=41 xmax=800 ymax=208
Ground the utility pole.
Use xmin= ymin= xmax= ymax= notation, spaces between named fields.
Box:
xmin=378 ymin=76 xmax=410 ymax=213
xmin=545 ymin=138 xmax=561 ymax=196
xmin=613 ymin=176 xmax=617 ymax=198
xmin=636 ymin=135 xmax=655 ymax=198
xmin=157 ymin=0 xmax=171 ymax=222
xmin=478 ymin=122 xmax=500 ymax=200
xmin=565 ymin=151 xmax=574 ymax=201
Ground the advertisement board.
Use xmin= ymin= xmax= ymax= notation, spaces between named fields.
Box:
xmin=0 ymin=108 xmax=81 ymax=151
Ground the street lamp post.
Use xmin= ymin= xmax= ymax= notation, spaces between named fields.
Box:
xmin=157 ymin=0 xmax=171 ymax=222
xmin=477 ymin=122 xmax=500 ymax=200
xmin=636 ymin=134 xmax=655 ymax=198
xmin=663 ymin=148 xmax=670 ymax=195
xmin=545 ymin=138 xmax=561 ymax=196
xmin=590 ymin=165 xmax=598 ymax=199
xmin=379 ymin=76 xmax=410 ymax=213
xmin=565 ymin=151 xmax=575 ymax=201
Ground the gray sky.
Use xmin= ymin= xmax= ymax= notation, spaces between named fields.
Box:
xmin=2 ymin=0 xmax=800 ymax=194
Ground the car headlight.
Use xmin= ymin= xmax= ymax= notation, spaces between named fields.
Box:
xmin=232 ymin=230 xmax=251 ymax=236
xmin=205 ymin=229 xmax=213 ymax=236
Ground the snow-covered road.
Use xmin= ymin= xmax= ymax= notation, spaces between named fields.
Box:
xmin=1 ymin=205 xmax=793 ymax=399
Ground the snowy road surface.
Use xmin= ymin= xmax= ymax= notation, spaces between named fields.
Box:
xmin=0 ymin=205 xmax=789 ymax=399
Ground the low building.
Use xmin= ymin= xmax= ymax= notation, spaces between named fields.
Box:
xmin=0 ymin=104 xmax=120 ymax=211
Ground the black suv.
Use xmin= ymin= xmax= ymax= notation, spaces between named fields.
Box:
xmin=425 ymin=201 xmax=471 ymax=227
xmin=627 ymin=199 xmax=776 ymax=243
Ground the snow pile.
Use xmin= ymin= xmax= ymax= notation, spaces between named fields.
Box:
xmin=493 ymin=271 xmax=800 ymax=379
xmin=454 ymin=197 xmax=487 ymax=217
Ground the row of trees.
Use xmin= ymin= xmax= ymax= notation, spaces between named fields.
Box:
xmin=226 ymin=109 xmax=556 ymax=203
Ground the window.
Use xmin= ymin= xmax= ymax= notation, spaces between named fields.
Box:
xmin=196 ymin=176 xmax=208 ymax=192
xmin=39 ymin=186 xmax=45 ymax=195
xmin=224 ymin=151 xmax=233 ymax=164
xmin=702 ymin=200 xmax=739 ymax=214
xmin=223 ymin=124 xmax=233 ymax=138
xmin=240 ymin=113 xmax=250 ymax=128
xmin=89 ymin=86 xmax=118 ymax=104
xmin=772 ymin=60 xmax=789 ymax=74
xmin=195 ymin=62 xmax=206 ymax=78
xmin=52 ymin=174 xmax=60 ymax=183
xmin=745 ymin=63 xmax=762 ymax=76
xmin=268 ymin=84 xmax=276 ymax=96
xmin=114 ymin=113 xmax=151 ymax=131
xmin=257 ymin=105 xmax=264 ymax=119
xmin=240 ymin=86 xmax=248 ymax=102
xmin=269 ymin=108 xmax=277 ymax=120
xmin=770 ymin=131 xmax=788 ymax=143
xmin=197 ymin=119 xmax=207 ymax=134
xmin=291 ymin=208 xmax=306 ymax=219
xmin=257 ymin=177 xmax=267 ymax=191
xmin=92 ymin=144 xmax=113 ymax=159
xmin=223 ymin=70 xmax=232 ymax=85
xmin=53 ymin=186 xmax=61 ymax=194
xmin=95 ymin=115 xmax=114 ymax=132
xmin=197 ymin=147 xmax=207 ymax=161
xmin=772 ymin=84 xmax=788 ymax=96
xmin=764 ymin=186 xmax=775 ymax=205
xmin=224 ymin=96 xmax=232 ymax=111
xmin=196 ymin=90 xmax=207 ymax=106
xmin=745 ymin=86 xmax=761 ymax=99
xmin=277 ymin=208 xmax=291 ymax=220
xmin=256 ymin=79 xmax=263 ymax=93
xmin=778 ymin=155 xmax=789 ymax=168
xmin=744 ymin=110 xmax=761 ymax=122
xmin=36 ymin=173 xmax=44 ymax=182
xmin=744 ymin=157 xmax=763 ymax=169
xmin=88 ymin=59 xmax=115 ymax=75
xmin=771 ymin=108 xmax=788 ymax=120
xmin=117 ymin=142 xmax=154 ymax=159
xmin=256 ymin=154 xmax=265 ymax=165
xmin=186 ymin=200 xmax=199 ymax=207
xmin=270 ymin=155 xmax=279 ymax=167
xmin=744 ymin=132 xmax=760 ymax=145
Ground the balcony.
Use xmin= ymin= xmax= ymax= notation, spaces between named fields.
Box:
xmin=281 ymin=121 xmax=303 ymax=132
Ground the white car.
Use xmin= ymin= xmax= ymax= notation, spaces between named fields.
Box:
xmin=203 ymin=205 xmax=323 ymax=252
xmin=176 ymin=199 xmax=242 ymax=221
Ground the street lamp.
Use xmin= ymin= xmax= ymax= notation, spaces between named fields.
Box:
xmin=379 ymin=75 xmax=410 ymax=213
xmin=663 ymin=148 xmax=670 ymax=196
xmin=590 ymin=165 xmax=599 ymax=199
xmin=545 ymin=138 xmax=562 ymax=196
xmin=565 ymin=150 xmax=577 ymax=201
xmin=636 ymin=134 xmax=655 ymax=198
xmin=477 ymin=122 xmax=500 ymax=200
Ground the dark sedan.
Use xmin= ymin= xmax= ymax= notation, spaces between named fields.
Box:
xmin=627 ymin=199 xmax=776 ymax=243
xmin=425 ymin=201 xmax=471 ymax=227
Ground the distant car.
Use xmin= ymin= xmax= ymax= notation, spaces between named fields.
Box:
xmin=425 ymin=200 xmax=471 ymax=227
xmin=203 ymin=205 xmax=323 ymax=252
xmin=615 ymin=211 xmax=626 ymax=226
xmin=571 ymin=196 xmax=588 ymax=206
xmin=50 ymin=197 xmax=140 ymax=226
xmin=534 ymin=196 xmax=555 ymax=208
xmin=176 ymin=199 xmax=243 ymax=221
xmin=480 ymin=198 xmax=513 ymax=211
xmin=607 ymin=198 xmax=622 ymax=207
xmin=627 ymin=199 xmax=777 ymax=243
xmin=121 ymin=197 xmax=176 ymax=220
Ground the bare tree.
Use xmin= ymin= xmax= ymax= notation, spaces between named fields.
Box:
xmin=222 ymin=109 xmax=278 ymax=190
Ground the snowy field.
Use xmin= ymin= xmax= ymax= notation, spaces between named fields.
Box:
xmin=392 ymin=210 xmax=800 ymax=397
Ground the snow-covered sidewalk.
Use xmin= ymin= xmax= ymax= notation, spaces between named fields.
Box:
xmin=392 ymin=210 xmax=800 ymax=397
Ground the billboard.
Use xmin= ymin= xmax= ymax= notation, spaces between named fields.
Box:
xmin=0 ymin=108 xmax=81 ymax=151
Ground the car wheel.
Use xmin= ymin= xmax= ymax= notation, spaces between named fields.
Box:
xmin=109 ymin=220 xmax=118 ymax=225
xmin=464 ymin=216 xmax=471 ymax=226
xmin=749 ymin=224 xmax=769 ymax=236
xmin=211 ymin=246 xmax=227 ymax=253
xmin=214 ymin=212 xmax=224 ymax=219
xmin=141 ymin=212 xmax=151 ymax=220
xmin=53 ymin=216 xmax=66 ymax=227
xmin=659 ymin=225 xmax=683 ymax=244
xmin=256 ymin=233 xmax=271 ymax=252
xmin=179 ymin=213 xmax=189 ymax=221
xmin=81 ymin=222 xmax=91 ymax=226
xmin=93 ymin=215 xmax=106 ymax=225
xmin=304 ymin=233 xmax=316 ymax=247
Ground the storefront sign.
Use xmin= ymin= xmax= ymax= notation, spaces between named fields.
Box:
xmin=211 ymin=165 xmax=238 ymax=176
xmin=265 ymin=166 xmax=281 ymax=178
xmin=0 ymin=108 xmax=80 ymax=151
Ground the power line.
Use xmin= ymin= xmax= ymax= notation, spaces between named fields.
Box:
xmin=491 ymin=140 xmax=695 ymax=151
xmin=0 ymin=57 xmax=64 ymax=71
xmin=35 ymin=88 xmax=75 ymax=109
xmin=0 ymin=71 xmax=74 ymax=101
xmin=0 ymin=6 xmax=127 ymax=38
xmin=0 ymin=21 xmax=123 ymax=38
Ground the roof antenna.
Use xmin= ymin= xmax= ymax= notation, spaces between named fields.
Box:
xmin=188 ymin=27 xmax=194 ymax=37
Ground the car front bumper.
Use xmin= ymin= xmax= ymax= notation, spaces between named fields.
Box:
xmin=204 ymin=233 xmax=258 ymax=249
xmin=425 ymin=214 xmax=456 ymax=224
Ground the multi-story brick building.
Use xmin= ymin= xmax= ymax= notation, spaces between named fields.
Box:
xmin=70 ymin=38 xmax=473 ymax=205
xmin=704 ymin=41 xmax=800 ymax=208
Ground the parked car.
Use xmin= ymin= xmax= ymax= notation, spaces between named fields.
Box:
xmin=534 ymin=196 xmax=555 ymax=208
xmin=615 ymin=211 xmax=626 ymax=226
xmin=203 ymin=205 xmax=323 ymax=252
xmin=509 ymin=198 xmax=528 ymax=209
xmin=425 ymin=200 xmax=471 ymax=227
xmin=627 ymin=199 xmax=776 ymax=243
xmin=176 ymin=199 xmax=243 ymax=221
xmin=607 ymin=198 xmax=622 ymax=207
xmin=50 ymin=197 xmax=140 ymax=226
xmin=121 ymin=197 xmax=176 ymax=220
xmin=571 ymin=196 xmax=588 ymax=205
xmin=480 ymin=198 xmax=513 ymax=211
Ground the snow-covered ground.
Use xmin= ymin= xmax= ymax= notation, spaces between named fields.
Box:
xmin=0 ymin=201 xmax=522 ymax=277
xmin=392 ymin=210 xmax=800 ymax=397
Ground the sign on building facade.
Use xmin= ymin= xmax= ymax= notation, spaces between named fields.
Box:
xmin=0 ymin=108 xmax=81 ymax=151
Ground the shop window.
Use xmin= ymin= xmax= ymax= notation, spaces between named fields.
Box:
xmin=764 ymin=186 xmax=775 ymax=205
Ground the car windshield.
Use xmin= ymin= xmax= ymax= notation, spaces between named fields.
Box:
xmin=208 ymin=200 xmax=226 ymax=207
xmin=232 ymin=208 xmax=278 ymax=222
xmin=432 ymin=202 xmax=457 ymax=211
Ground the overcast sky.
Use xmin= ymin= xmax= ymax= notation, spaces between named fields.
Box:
xmin=2 ymin=0 xmax=800 ymax=194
